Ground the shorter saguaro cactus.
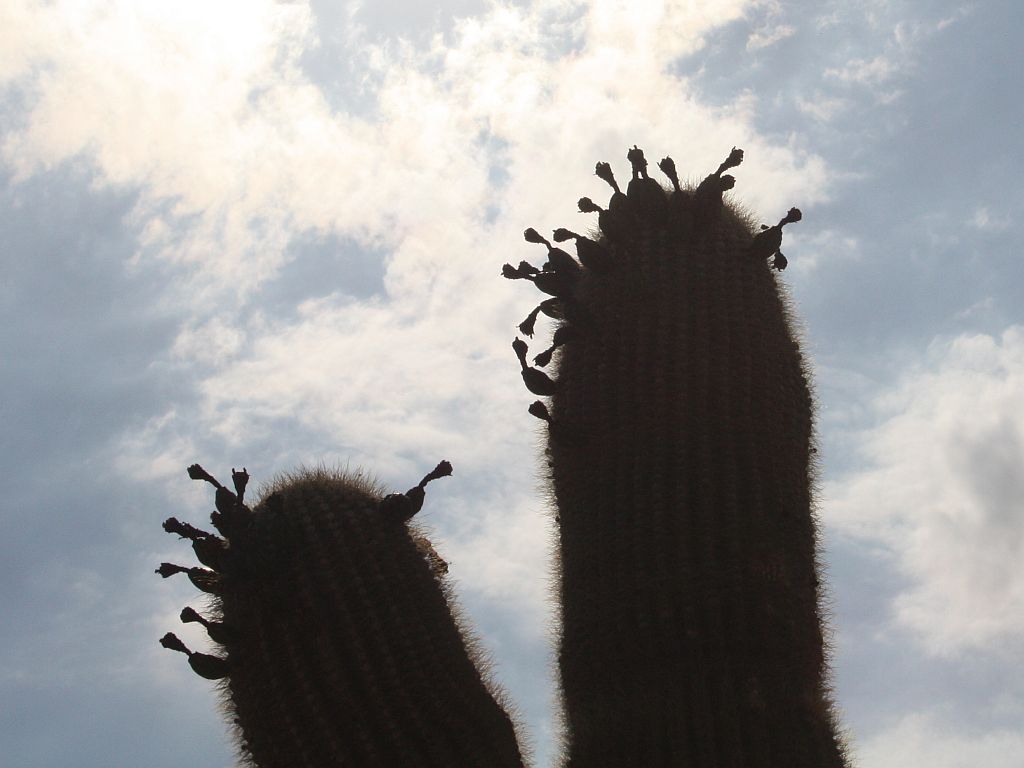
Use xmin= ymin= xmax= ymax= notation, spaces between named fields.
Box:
xmin=157 ymin=462 xmax=527 ymax=767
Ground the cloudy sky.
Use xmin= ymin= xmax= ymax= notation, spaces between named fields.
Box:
xmin=2 ymin=0 xmax=1022 ymax=765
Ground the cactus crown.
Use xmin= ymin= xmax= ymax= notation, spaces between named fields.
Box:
xmin=504 ymin=145 xmax=802 ymax=409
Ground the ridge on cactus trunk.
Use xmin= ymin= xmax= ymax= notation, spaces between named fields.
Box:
xmin=506 ymin=145 xmax=850 ymax=767
xmin=157 ymin=462 xmax=528 ymax=768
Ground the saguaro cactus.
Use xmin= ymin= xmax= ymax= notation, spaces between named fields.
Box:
xmin=157 ymin=145 xmax=850 ymax=768
xmin=506 ymin=145 xmax=849 ymax=767
xmin=157 ymin=463 xmax=527 ymax=767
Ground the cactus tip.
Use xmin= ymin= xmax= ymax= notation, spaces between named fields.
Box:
xmin=524 ymin=227 xmax=549 ymax=246
xmin=595 ymin=161 xmax=620 ymax=193
xmin=528 ymin=400 xmax=552 ymax=423
xmin=180 ymin=606 xmax=203 ymax=624
xmin=160 ymin=632 xmax=190 ymax=655
xmin=419 ymin=460 xmax=453 ymax=488
xmin=156 ymin=562 xmax=186 ymax=579
xmin=518 ymin=305 xmax=543 ymax=337
xmin=231 ymin=468 xmax=249 ymax=502
xmin=187 ymin=464 xmax=222 ymax=488
xmin=658 ymin=156 xmax=681 ymax=191
xmin=716 ymin=146 xmax=744 ymax=175
xmin=626 ymin=145 xmax=649 ymax=180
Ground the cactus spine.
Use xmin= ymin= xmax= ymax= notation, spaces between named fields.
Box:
xmin=507 ymin=146 xmax=848 ymax=767
xmin=158 ymin=463 xmax=526 ymax=767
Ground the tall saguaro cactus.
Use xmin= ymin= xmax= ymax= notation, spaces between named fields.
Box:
xmin=506 ymin=145 xmax=848 ymax=767
xmin=157 ymin=145 xmax=850 ymax=768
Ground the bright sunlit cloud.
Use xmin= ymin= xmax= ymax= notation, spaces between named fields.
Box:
xmin=3 ymin=0 xmax=826 ymax=311
xmin=825 ymin=326 xmax=1024 ymax=657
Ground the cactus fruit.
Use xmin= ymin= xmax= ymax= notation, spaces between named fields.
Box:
xmin=506 ymin=146 xmax=850 ymax=766
xmin=157 ymin=462 xmax=527 ymax=767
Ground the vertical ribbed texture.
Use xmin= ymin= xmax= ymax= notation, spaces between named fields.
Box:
xmin=160 ymin=468 xmax=526 ymax=768
xmin=510 ymin=148 xmax=850 ymax=768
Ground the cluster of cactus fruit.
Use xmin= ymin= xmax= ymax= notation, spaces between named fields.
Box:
xmin=157 ymin=145 xmax=850 ymax=766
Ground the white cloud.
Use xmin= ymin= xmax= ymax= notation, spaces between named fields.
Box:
xmin=855 ymin=711 xmax=1024 ymax=768
xmin=2 ymin=0 xmax=827 ymax=304
xmin=894 ymin=6 xmax=974 ymax=45
xmin=746 ymin=23 xmax=795 ymax=51
xmin=786 ymin=226 xmax=861 ymax=273
xmin=3 ymin=0 xmax=326 ymax=302
xmin=825 ymin=54 xmax=897 ymax=86
xmin=824 ymin=327 xmax=1024 ymax=657
xmin=795 ymin=93 xmax=851 ymax=122
xmin=582 ymin=0 xmax=750 ymax=61
xmin=171 ymin=315 xmax=246 ymax=364
xmin=953 ymin=296 xmax=995 ymax=321
xmin=874 ymin=87 xmax=904 ymax=105
xmin=5 ymin=0 xmax=833 ymax=658
xmin=0 ymin=0 xmax=50 ymax=83
xmin=820 ymin=5 xmax=973 ymax=100
xmin=3 ymin=0 xmax=833 ymax=448
xmin=439 ymin=486 xmax=558 ymax=631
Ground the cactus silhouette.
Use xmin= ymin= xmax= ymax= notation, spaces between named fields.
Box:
xmin=158 ymin=463 xmax=527 ymax=767
xmin=507 ymin=146 xmax=849 ymax=767
xmin=158 ymin=146 xmax=850 ymax=767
